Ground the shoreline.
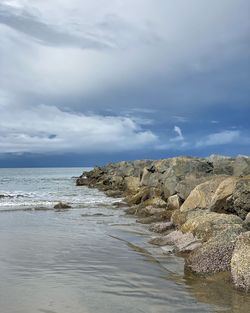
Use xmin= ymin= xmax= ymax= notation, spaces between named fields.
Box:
xmin=76 ymin=155 xmax=250 ymax=292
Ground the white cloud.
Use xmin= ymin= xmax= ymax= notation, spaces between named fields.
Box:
xmin=196 ymin=130 xmax=240 ymax=147
xmin=171 ymin=126 xmax=184 ymax=142
xmin=0 ymin=104 xmax=158 ymax=154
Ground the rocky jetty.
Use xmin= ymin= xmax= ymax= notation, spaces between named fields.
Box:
xmin=76 ymin=155 xmax=250 ymax=291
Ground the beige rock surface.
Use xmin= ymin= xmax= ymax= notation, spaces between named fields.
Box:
xmin=180 ymin=176 xmax=227 ymax=212
xmin=231 ymin=231 xmax=250 ymax=291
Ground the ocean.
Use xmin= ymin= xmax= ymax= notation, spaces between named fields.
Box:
xmin=0 ymin=168 xmax=249 ymax=313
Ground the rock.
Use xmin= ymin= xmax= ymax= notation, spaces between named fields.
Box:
xmin=209 ymin=177 xmax=238 ymax=212
xmin=175 ymin=176 xmax=212 ymax=200
xmin=180 ymin=210 xmax=243 ymax=241
xmin=124 ymin=176 xmax=140 ymax=194
xmin=105 ymin=190 xmax=123 ymax=198
xmin=140 ymin=167 xmax=159 ymax=187
xmin=136 ymin=215 xmax=166 ymax=224
xmin=54 ymin=202 xmax=71 ymax=209
xmin=140 ymin=197 xmax=167 ymax=208
xmin=161 ymin=246 xmax=175 ymax=254
xmin=167 ymin=195 xmax=181 ymax=210
xmin=233 ymin=156 xmax=250 ymax=176
xmin=138 ymin=206 xmax=168 ymax=217
xmin=76 ymin=176 xmax=89 ymax=186
xmin=243 ymin=212 xmax=250 ymax=230
xmin=112 ymin=201 xmax=127 ymax=208
xmin=75 ymin=155 xmax=250 ymax=291
xmin=185 ymin=227 xmax=242 ymax=274
xmin=149 ymin=230 xmax=202 ymax=252
xmin=180 ymin=176 xmax=227 ymax=212
xmin=231 ymin=177 xmax=250 ymax=219
xmin=171 ymin=209 xmax=188 ymax=227
xmin=231 ymin=231 xmax=250 ymax=291
xmin=210 ymin=176 xmax=250 ymax=219
xmin=149 ymin=221 xmax=174 ymax=233
xmin=125 ymin=187 xmax=150 ymax=205
xmin=109 ymin=175 xmax=125 ymax=190
xmin=207 ymin=155 xmax=234 ymax=175
xmin=124 ymin=206 xmax=138 ymax=215
xmin=178 ymin=241 xmax=202 ymax=253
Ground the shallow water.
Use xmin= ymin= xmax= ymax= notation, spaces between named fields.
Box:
xmin=0 ymin=168 xmax=249 ymax=313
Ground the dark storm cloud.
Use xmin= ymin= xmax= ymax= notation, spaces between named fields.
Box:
xmin=0 ymin=0 xmax=249 ymax=162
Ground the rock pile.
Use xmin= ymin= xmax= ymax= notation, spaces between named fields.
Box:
xmin=76 ymin=155 xmax=250 ymax=291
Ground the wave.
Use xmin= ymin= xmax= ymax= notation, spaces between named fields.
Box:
xmin=0 ymin=192 xmax=37 ymax=199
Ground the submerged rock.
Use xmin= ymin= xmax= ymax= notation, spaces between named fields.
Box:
xmin=231 ymin=231 xmax=250 ymax=291
xmin=54 ymin=202 xmax=72 ymax=209
xmin=149 ymin=230 xmax=202 ymax=253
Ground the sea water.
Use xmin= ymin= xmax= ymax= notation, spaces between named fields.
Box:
xmin=0 ymin=168 xmax=249 ymax=313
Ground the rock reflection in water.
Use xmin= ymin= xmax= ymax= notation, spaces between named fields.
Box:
xmin=183 ymin=271 xmax=250 ymax=313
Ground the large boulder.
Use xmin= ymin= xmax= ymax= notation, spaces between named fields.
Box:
xmin=125 ymin=187 xmax=150 ymax=205
xmin=209 ymin=177 xmax=239 ymax=212
xmin=140 ymin=157 xmax=215 ymax=200
xmin=175 ymin=175 xmax=212 ymax=200
xmin=231 ymin=231 xmax=250 ymax=291
xmin=210 ymin=176 xmax=250 ymax=219
xmin=180 ymin=176 xmax=227 ymax=212
xmin=230 ymin=177 xmax=250 ymax=219
xmin=180 ymin=210 xmax=243 ymax=241
xmin=185 ymin=227 xmax=243 ymax=274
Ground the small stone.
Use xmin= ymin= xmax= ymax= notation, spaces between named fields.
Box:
xmin=167 ymin=195 xmax=181 ymax=210
xmin=149 ymin=230 xmax=201 ymax=252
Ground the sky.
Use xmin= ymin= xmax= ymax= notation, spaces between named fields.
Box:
xmin=0 ymin=0 xmax=249 ymax=167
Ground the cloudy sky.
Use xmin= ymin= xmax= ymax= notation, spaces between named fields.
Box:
xmin=0 ymin=0 xmax=249 ymax=167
